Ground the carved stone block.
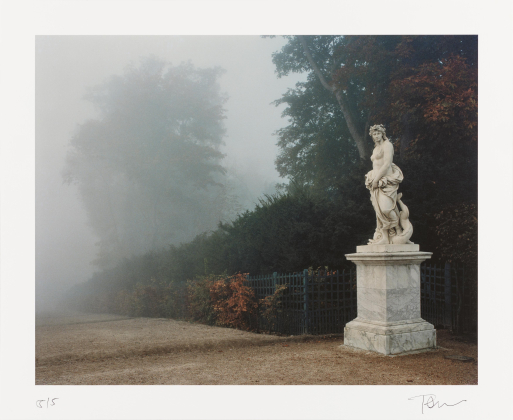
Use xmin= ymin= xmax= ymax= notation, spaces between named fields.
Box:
xmin=344 ymin=247 xmax=436 ymax=355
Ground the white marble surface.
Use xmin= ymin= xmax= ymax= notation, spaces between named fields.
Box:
xmin=386 ymin=288 xmax=421 ymax=321
xmin=346 ymin=251 xmax=432 ymax=265
xmin=356 ymin=287 xmax=420 ymax=322
xmin=365 ymin=125 xmax=414 ymax=246
xmin=344 ymin=323 xmax=436 ymax=355
xmin=357 ymin=243 xmax=419 ymax=253
xmin=344 ymin=249 xmax=435 ymax=355
xmin=345 ymin=318 xmax=432 ymax=334
xmin=356 ymin=264 xmax=420 ymax=289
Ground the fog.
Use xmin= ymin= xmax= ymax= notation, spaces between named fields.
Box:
xmin=35 ymin=36 xmax=305 ymax=312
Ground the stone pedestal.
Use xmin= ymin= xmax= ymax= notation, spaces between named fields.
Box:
xmin=344 ymin=244 xmax=436 ymax=355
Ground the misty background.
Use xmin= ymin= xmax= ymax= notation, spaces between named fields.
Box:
xmin=36 ymin=36 xmax=305 ymax=312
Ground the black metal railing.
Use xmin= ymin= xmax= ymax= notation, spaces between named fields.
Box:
xmin=246 ymin=262 xmax=476 ymax=336
xmin=246 ymin=268 xmax=357 ymax=335
xmin=420 ymin=262 xmax=476 ymax=334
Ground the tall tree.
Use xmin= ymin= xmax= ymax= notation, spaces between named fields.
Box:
xmin=271 ymin=35 xmax=477 ymax=193
xmin=273 ymin=71 xmax=361 ymax=192
xmin=63 ymin=56 xmax=231 ymax=268
xmin=297 ymin=36 xmax=370 ymax=161
xmin=271 ymin=35 xmax=374 ymax=163
xmin=271 ymin=36 xmax=477 ymax=258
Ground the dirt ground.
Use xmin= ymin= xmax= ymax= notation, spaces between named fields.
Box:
xmin=36 ymin=312 xmax=477 ymax=385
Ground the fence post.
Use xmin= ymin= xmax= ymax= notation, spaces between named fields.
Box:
xmin=273 ymin=272 xmax=277 ymax=291
xmin=444 ymin=262 xmax=452 ymax=329
xmin=303 ymin=269 xmax=309 ymax=334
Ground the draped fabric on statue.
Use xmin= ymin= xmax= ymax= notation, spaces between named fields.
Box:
xmin=365 ymin=163 xmax=404 ymax=235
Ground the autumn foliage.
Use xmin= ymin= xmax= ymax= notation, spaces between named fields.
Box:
xmin=210 ymin=273 xmax=258 ymax=331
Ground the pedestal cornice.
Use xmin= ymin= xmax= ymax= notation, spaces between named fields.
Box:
xmin=345 ymin=251 xmax=432 ymax=265
xmin=357 ymin=244 xmax=419 ymax=253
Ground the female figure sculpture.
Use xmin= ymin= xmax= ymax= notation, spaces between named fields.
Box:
xmin=365 ymin=124 xmax=413 ymax=245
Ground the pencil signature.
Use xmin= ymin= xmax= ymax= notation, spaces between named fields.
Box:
xmin=409 ymin=394 xmax=466 ymax=414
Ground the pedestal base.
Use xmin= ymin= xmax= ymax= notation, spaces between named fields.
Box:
xmin=344 ymin=318 xmax=436 ymax=355
xmin=344 ymin=245 xmax=436 ymax=356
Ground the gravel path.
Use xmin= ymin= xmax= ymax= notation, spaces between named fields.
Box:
xmin=36 ymin=312 xmax=477 ymax=385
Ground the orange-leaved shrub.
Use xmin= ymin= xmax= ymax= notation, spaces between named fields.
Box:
xmin=210 ymin=273 xmax=258 ymax=331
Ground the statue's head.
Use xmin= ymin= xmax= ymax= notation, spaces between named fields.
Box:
xmin=369 ymin=124 xmax=388 ymax=143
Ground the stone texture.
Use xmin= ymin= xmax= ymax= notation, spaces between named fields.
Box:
xmin=365 ymin=125 xmax=414 ymax=245
xmin=344 ymin=249 xmax=436 ymax=355
xmin=357 ymin=243 xmax=419 ymax=253
xmin=346 ymin=251 xmax=432 ymax=265
xmin=344 ymin=319 xmax=436 ymax=355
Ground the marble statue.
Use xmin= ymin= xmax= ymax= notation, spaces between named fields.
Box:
xmin=344 ymin=126 xmax=434 ymax=355
xmin=365 ymin=124 xmax=413 ymax=245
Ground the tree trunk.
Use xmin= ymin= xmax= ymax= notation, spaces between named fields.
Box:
xmin=298 ymin=36 xmax=369 ymax=161
xmin=334 ymin=90 xmax=368 ymax=161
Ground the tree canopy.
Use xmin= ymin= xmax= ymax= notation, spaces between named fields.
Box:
xmin=271 ymin=35 xmax=477 ymax=264
xmin=63 ymin=57 xmax=231 ymax=268
xmin=272 ymin=35 xmax=477 ymax=185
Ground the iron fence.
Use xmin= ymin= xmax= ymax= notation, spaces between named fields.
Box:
xmin=421 ymin=262 xmax=477 ymax=334
xmin=246 ymin=268 xmax=357 ymax=335
xmin=246 ymin=262 xmax=476 ymax=336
